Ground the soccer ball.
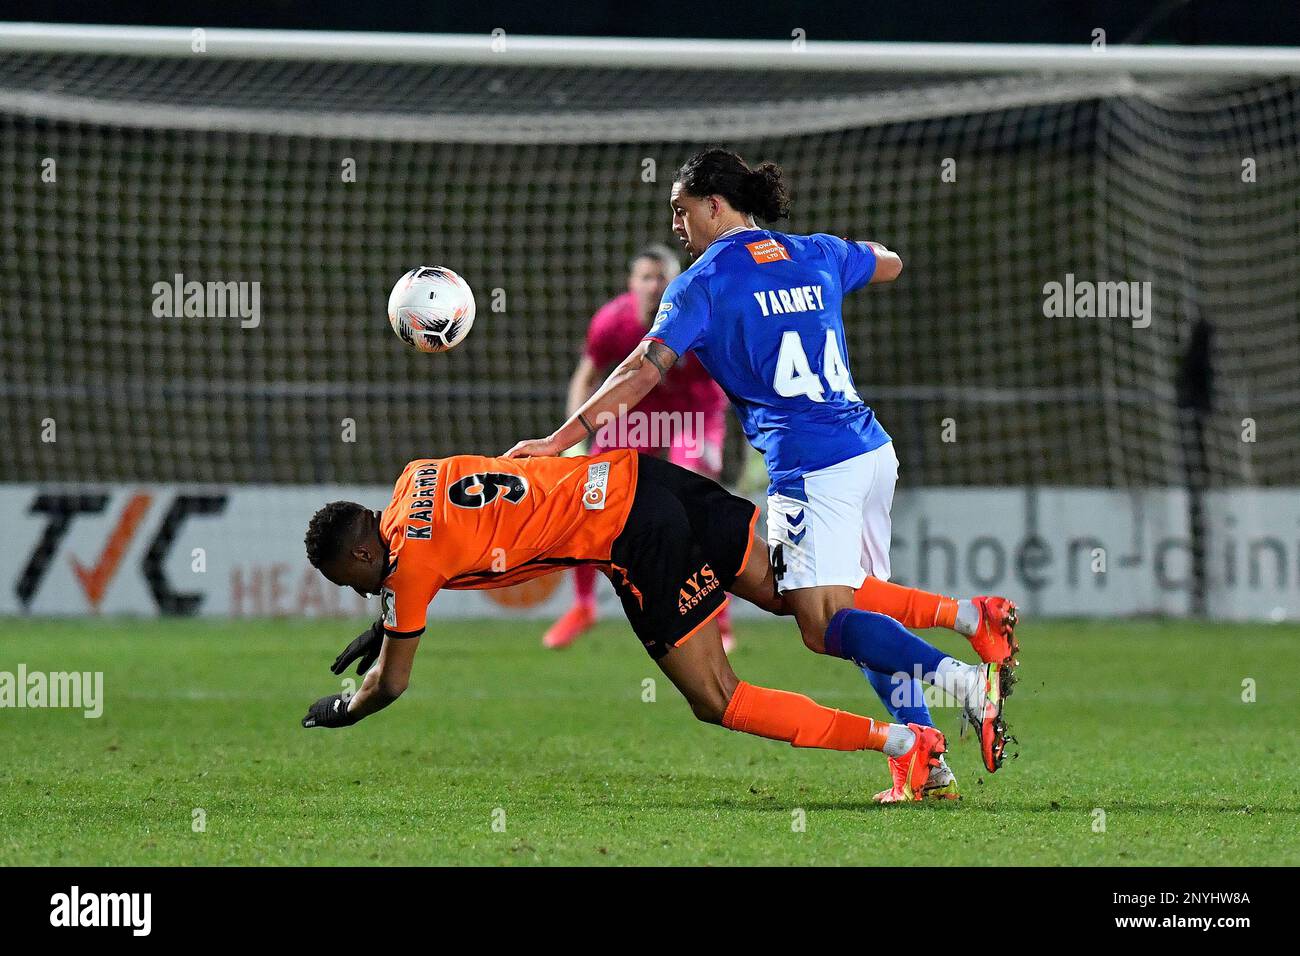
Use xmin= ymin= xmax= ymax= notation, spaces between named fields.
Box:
xmin=387 ymin=266 xmax=476 ymax=353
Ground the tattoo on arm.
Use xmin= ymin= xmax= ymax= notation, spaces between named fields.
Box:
xmin=578 ymin=412 xmax=597 ymax=440
xmin=643 ymin=341 xmax=677 ymax=380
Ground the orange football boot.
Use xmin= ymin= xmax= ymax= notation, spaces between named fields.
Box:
xmin=961 ymin=662 xmax=1016 ymax=773
xmin=874 ymin=724 xmax=947 ymax=803
xmin=874 ymin=755 xmax=961 ymax=803
xmin=968 ymin=596 xmax=1019 ymax=668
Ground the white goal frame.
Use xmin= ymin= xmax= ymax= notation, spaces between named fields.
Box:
xmin=1 ymin=22 xmax=1300 ymax=75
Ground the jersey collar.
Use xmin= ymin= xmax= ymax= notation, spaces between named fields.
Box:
xmin=377 ymin=510 xmax=397 ymax=582
xmin=713 ymin=224 xmax=762 ymax=244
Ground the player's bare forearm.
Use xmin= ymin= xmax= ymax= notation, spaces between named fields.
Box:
xmin=345 ymin=663 xmax=405 ymax=720
xmin=301 ymin=666 xmax=401 ymax=728
xmin=302 ymin=632 xmax=418 ymax=729
xmin=505 ymin=341 xmax=677 ymax=458
xmin=557 ymin=355 xmax=658 ymax=448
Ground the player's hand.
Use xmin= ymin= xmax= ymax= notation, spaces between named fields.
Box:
xmin=503 ymin=436 xmax=564 ymax=459
xmin=331 ymin=618 xmax=384 ymax=676
xmin=301 ymin=693 xmax=360 ymax=729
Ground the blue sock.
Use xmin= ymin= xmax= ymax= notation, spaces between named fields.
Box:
xmin=825 ymin=608 xmax=947 ymax=679
xmin=862 ymin=666 xmax=935 ymax=727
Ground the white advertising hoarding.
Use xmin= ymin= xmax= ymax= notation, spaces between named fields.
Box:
xmin=0 ymin=484 xmax=1295 ymax=621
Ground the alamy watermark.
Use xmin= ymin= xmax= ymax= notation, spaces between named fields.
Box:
xmin=50 ymin=886 xmax=150 ymax=936
xmin=1 ymin=665 xmax=103 ymax=718
xmin=593 ymin=404 xmax=713 ymax=465
xmin=152 ymin=272 xmax=260 ymax=328
xmin=1042 ymin=273 xmax=1152 ymax=329
xmin=880 ymin=665 xmax=965 ymax=710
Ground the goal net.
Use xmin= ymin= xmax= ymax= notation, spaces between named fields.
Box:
xmin=2 ymin=31 xmax=1297 ymax=493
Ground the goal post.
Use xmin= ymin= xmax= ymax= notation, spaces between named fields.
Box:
xmin=4 ymin=24 xmax=1300 ymax=72
xmin=1 ymin=23 xmax=1297 ymax=493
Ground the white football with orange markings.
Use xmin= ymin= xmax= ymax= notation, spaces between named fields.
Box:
xmin=387 ymin=266 xmax=476 ymax=353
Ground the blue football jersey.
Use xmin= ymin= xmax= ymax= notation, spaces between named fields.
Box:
xmin=645 ymin=228 xmax=891 ymax=493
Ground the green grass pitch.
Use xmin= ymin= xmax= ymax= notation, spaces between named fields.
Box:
xmin=2 ymin=615 xmax=1297 ymax=866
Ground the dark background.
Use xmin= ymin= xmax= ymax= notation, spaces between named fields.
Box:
xmin=3 ymin=0 xmax=1300 ymax=46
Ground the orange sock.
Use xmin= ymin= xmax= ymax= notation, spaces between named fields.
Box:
xmin=854 ymin=576 xmax=957 ymax=631
xmin=721 ymin=681 xmax=890 ymax=752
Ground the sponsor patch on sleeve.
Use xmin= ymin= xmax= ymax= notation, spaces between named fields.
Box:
xmin=381 ymin=587 xmax=397 ymax=628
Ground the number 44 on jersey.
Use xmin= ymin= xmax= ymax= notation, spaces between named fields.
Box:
xmin=773 ymin=329 xmax=861 ymax=403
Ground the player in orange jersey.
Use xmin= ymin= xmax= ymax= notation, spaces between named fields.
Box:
xmin=300 ymin=450 xmax=1009 ymax=800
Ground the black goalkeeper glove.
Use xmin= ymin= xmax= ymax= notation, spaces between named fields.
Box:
xmin=331 ymin=618 xmax=384 ymax=676
xmin=301 ymin=693 xmax=360 ymax=729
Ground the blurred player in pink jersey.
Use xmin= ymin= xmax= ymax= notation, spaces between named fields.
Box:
xmin=543 ymin=244 xmax=735 ymax=652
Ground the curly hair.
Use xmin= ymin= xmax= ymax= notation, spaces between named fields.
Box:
xmin=304 ymin=501 xmax=368 ymax=569
xmin=675 ymin=147 xmax=791 ymax=223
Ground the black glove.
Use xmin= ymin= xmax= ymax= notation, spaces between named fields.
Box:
xmin=331 ymin=618 xmax=384 ymax=676
xmin=302 ymin=693 xmax=360 ymax=729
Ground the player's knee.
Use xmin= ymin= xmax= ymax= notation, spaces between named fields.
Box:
xmin=799 ymin=622 xmax=828 ymax=654
xmin=690 ymin=669 xmax=739 ymax=725
xmin=691 ymin=697 xmax=726 ymax=724
xmin=791 ymin=607 xmax=831 ymax=653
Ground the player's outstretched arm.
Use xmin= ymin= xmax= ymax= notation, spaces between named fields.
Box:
xmin=302 ymin=632 xmax=420 ymax=728
xmin=503 ymin=340 xmax=676 ymax=458
xmin=866 ymin=242 xmax=903 ymax=284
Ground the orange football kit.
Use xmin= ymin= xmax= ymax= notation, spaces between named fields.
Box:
xmin=363 ymin=450 xmax=950 ymax=773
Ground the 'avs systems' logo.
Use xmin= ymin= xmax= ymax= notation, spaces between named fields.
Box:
xmin=678 ymin=563 xmax=720 ymax=614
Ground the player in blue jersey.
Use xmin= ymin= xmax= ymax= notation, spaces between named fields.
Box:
xmin=506 ymin=148 xmax=1019 ymax=801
